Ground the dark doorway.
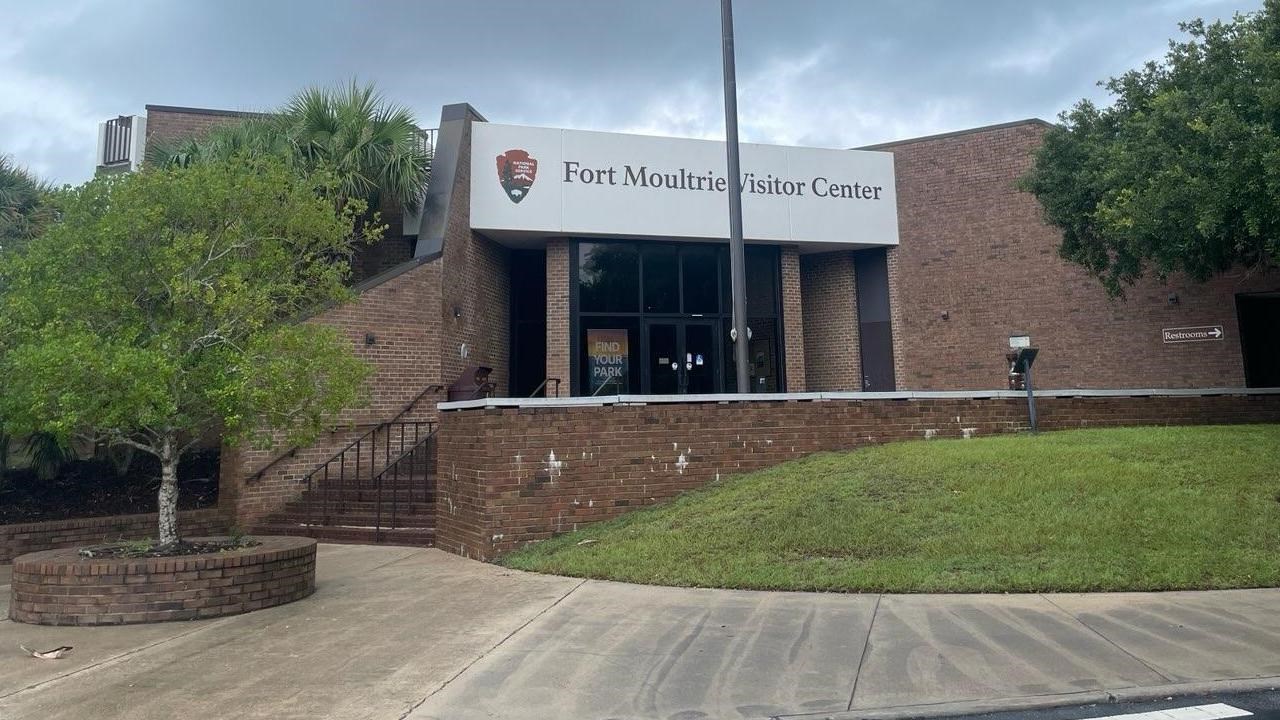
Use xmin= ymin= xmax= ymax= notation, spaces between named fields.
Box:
xmin=1237 ymin=293 xmax=1280 ymax=388
xmin=509 ymin=249 xmax=547 ymax=396
xmin=644 ymin=320 xmax=720 ymax=394
xmin=852 ymin=248 xmax=896 ymax=391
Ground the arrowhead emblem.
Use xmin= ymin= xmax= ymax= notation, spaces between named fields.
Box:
xmin=496 ymin=149 xmax=537 ymax=204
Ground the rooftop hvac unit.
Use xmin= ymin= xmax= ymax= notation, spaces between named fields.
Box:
xmin=96 ymin=115 xmax=147 ymax=173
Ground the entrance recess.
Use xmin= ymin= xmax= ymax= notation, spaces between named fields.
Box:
xmin=571 ymin=240 xmax=783 ymax=396
xmin=1238 ymin=293 xmax=1280 ymax=388
xmin=645 ymin=320 xmax=719 ymax=394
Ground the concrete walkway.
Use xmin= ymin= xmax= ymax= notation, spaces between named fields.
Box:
xmin=2 ymin=546 xmax=1279 ymax=720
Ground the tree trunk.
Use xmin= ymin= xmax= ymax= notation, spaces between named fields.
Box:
xmin=157 ymin=436 xmax=180 ymax=548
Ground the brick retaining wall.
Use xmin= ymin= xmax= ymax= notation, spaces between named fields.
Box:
xmin=10 ymin=536 xmax=315 ymax=625
xmin=434 ymin=391 xmax=1280 ymax=560
xmin=0 ymin=509 xmax=228 ymax=564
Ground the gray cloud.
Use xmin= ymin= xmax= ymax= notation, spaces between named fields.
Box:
xmin=0 ymin=0 xmax=1261 ymax=185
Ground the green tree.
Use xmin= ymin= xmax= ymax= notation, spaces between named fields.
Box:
xmin=0 ymin=155 xmax=58 ymax=481
xmin=0 ymin=155 xmax=55 ymax=254
xmin=1022 ymin=0 xmax=1280 ymax=296
xmin=0 ymin=157 xmax=373 ymax=546
xmin=153 ymin=81 xmax=430 ymax=213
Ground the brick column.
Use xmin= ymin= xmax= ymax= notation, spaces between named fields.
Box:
xmin=800 ymin=250 xmax=859 ymax=390
xmin=886 ymin=246 xmax=907 ymax=390
xmin=780 ymin=246 xmax=806 ymax=392
xmin=546 ymin=239 xmax=571 ymax=397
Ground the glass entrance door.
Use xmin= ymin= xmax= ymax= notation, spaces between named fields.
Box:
xmin=644 ymin=320 xmax=720 ymax=394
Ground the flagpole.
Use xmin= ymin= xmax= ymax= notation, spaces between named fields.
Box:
xmin=720 ymin=0 xmax=751 ymax=393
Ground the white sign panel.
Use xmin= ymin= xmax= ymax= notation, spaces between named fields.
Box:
xmin=1163 ymin=325 xmax=1224 ymax=343
xmin=470 ymin=123 xmax=899 ymax=247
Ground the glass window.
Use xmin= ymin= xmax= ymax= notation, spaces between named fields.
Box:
xmin=681 ymin=246 xmax=719 ymax=314
xmin=642 ymin=245 xmax=678 ymax=313
xmin=745 ymin=246 xmax=778 ymax=316
xmin=578 ymin=317 xmax=640 ymax=394
xmin=579 ymin=243 xmax=638 ymax=313
xmin=722 ymin=317 xmax=779 ymax=393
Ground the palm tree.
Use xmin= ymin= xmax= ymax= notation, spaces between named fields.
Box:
xmin=0 ymin=155 xmax=54 ymax=254
xmin=151 ymin=81 xmax=430 ymax=213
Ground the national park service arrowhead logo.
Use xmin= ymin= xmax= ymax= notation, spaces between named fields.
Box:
xmin=496 ymin=149 xmax=537 ymax=204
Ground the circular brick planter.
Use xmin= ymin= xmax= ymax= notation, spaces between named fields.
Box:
xmin=9 ymin=536 xmax=316 ymax=626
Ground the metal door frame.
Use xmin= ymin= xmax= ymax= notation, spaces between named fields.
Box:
xmin=642 ymin=318 xmax=722 ymax=394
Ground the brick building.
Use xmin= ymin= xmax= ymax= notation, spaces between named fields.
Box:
xmin=92 ymin=101 xmax=1280 ymax=542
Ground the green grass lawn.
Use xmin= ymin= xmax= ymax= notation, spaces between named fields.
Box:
xmin=501 ymin=425 xmax=1280 ymax=593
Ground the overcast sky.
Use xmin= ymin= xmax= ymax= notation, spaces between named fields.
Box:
xmin=1 ymin=0 xmax=1262 ymax=185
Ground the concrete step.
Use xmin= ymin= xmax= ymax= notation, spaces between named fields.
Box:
xmin=279 ymin=500 xmax=435 ymax=514
xmin=292 ymin=487 xmax=434 ymax=503
xmin=271 ymin=512 xmax=435 ymax=529
xmin=250 ymin=523 xmax=435 ymax=547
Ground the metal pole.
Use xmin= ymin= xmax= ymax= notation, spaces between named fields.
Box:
xmin=1025 ymin=364 xmax=1038 ymax=433
xmin=720 ymin=0 xmax=751 ymax=393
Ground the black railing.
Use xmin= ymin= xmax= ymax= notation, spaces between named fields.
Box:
xmin=102 ymin=116 xmax=132 ymax=166
xmin=416 ymin=128 xmax=437 ymax=158
xmin=372 ymin=428 xmax=436 ymax=542
xmin=303 ymin=420 xmax=435 ymax=529
xmin=249 ymin=384 xmax=444 ymax=483
xmin=529 ymin=378 xmax=561 ymax=398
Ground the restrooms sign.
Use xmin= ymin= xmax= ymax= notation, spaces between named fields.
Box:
xmin=470 ymin=122 xmax=899 ymax=248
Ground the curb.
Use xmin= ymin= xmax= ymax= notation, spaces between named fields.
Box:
xmin=776 ymin=676 xmax=1280 ymax=720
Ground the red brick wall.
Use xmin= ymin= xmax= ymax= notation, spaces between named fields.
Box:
xmin=546 ymin=240 xmax=571 ymax=396
xmin=434 ymin=392 xmax=1280 ymax=559
xmin=440 ymin=120 xmax=512 ymax=393
xmin=0 ymin=509 xmax=227 ymax=563
xmin=221 ymin=259 xmax=444 ymax=526
xmin=882 ymin=122 xmax=1280 ymax=389
xmin=885 ymin=246 xmax=908 ymax=389
xmin=10 ymin=536 xmax=315 ymax=626
xmin=144 ymin=106 xmax=256 ymax=152
xmin=780 ymin=246 xmax=807 ymax=391
xmin=801 ymin=250 xmax=860 ymax=390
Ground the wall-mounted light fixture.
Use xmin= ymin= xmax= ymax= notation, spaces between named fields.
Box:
xmin=1167 ymin=292 xmax=1180 ymax=305
xmin=941 ymin=310 xmax=950 ymax=320
xmin=452 ymin=305 xmax=462 ymax=319
xmin=364 ymin=332 xmax=376 ymax=346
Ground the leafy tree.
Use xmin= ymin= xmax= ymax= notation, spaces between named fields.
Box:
xmin=1022 ymin=0 xmax=1280 ymax=296
xmin=153 ymin=81 xmax=431 ymax=214
xmin=0 ymin=157 xmax=373 ymax=547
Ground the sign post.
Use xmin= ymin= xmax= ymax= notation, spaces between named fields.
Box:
xmin=720 ymin=0 xmax=751 ymax=394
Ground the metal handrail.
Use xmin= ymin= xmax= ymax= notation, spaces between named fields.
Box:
xmin=371 ymin=427 xmax=437 ymax=541
xmin=303 ymin=420 xmax=434 ymax=527
xmin=389 ymin=384 xmax=445 ymax=424
xmin=528 ymin=377 xmax=562 ymax=398
xmin=248 ymin=383 xmax=443 ymax=483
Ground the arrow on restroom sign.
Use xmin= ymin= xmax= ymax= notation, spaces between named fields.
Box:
xmin=1163 ymin=325 xmax=1225 ymax=343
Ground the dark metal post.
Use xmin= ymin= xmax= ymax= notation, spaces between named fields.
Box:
xmin=720 ymin=0 xmax=751 ymax=393
xmin=1025 ymin=364 xmax=1038 ymax=433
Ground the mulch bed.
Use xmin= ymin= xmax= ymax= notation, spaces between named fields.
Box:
xmin=0 ymin=449 xmax=218 ymax=524
xmin=78 ymin=537 xmax=260 ymax=559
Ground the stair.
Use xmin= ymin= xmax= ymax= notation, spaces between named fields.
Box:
xmin=252 ymin=424 xmax=439 ymax=548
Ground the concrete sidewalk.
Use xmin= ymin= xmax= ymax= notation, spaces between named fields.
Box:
xmin=3 ymin=546 xmax=1279 ymax=720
